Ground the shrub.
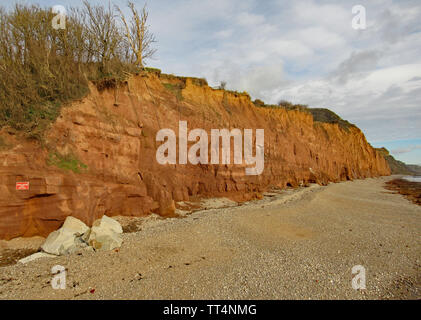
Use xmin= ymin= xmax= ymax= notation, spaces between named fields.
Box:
xmin=47 ymin=151 xmax=88 ymax=173
xmin=144 ymin=67 xmax=162 ymax=76
xmin=307 ymin=108 xmax=354 ymax=130
xmin=191 ymin=77 xmax=208 ymax=87
xmin=0 ymin=3 xmax=156 ymax=139
xmin=253 ymin=99 xmax=265 ymax=107
xmin=163 ymin=83 xmax=184 ymax=101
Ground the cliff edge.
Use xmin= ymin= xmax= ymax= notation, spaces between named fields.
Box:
xmin=0 ymin=72 xmax=390 ymax=239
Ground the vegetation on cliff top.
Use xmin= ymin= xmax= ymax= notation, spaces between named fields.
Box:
xmin=0 ymin=3 xmax=357 ymax=141
xmin=253 ymin=99 xmax=355 ymax=130
xmin=307 ymin=108 xmax=354 ymax=130
xmin=0 ymin=2 xmax=155 ymax=138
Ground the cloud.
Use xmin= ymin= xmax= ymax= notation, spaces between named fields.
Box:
xmin=271 ymin=63 xmax=421 ymax=141
xmin=213 ymin=29 xmax=234 ymax=40
xmin=371 ymin=5 xmax=421 ymax=45
xmin=26 ymin=0 xmax=421 ymax=146
xmin=392 ymin=145 xmax=421 ymax=154
xmin=330 ymin=50 xmax=382 ymax=84
xmin=408 ymin=76 xmax=421 ymax=82
xmin=235 ymin=12 xmax=266 ymax=26
xmin=113 ymin=0 xmax=421 ymax=143
xmin=210 ymin=63 xmax=288 ymax=99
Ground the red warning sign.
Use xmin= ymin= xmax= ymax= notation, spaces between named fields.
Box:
xmin=16 ymin=182 xmax=29 ymax=190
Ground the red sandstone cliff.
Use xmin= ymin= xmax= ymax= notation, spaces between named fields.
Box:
xmin=0 ymin=73 xmax=390 ymax=240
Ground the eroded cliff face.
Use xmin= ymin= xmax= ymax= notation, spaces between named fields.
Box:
xmin=0 ymin=73 xmax=390 ymax=239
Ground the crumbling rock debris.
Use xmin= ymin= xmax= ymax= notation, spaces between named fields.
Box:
xmin=19 ymin=216 xmax=123 ymax=263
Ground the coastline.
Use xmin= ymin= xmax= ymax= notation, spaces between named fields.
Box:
xmin=385 ymin=177 xmax=421 ymax=206
xmin=0 ymin=176 xmax=420 ymax=299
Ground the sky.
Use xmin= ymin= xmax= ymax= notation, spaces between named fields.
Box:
xmin=3 ymin=0 xmax=421 ymax=165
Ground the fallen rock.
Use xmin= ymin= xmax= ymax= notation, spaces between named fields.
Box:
xmin=92 ymin=215 xmax=123 ymax=234
xmin=41 ymin=216 xmax=90 ymax=255
xmin=38 ymin=215 xmax=122 ymax=255
xmin=88 ymin=215 xmax=123 ymax=251
xmin=41 ymin=228 xmax=79 ymax=255
xmin=61 ymin=216 xmax=89 ymax=236
xmin=89 ymin=232 xmax=122 ymax=251
xmin=18 ymin=252 xmax=56 ymax=264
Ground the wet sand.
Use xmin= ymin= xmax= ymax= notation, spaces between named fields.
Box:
xmin=0 ymin=176 xmax=420 ymax=299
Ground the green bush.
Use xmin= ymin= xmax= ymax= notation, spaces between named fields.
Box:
xmin=307 ymin=108 xmax=354 ymax=130
xmin=191 ymin=77 xmax=208 ymax=87
xmin=47 ymin=151 xmax=88 ymax=173
xmin=144 ymin=67 xmax=162 ymax=76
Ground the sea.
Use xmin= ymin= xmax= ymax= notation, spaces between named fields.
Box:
xmin=402 ymin=176 xmax=421 ymax=183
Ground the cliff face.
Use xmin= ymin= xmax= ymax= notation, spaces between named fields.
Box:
xmin=0 ymin=73 xmax=390 ymax=240
xmin=375 ymin=147 xmax=414 ymax=175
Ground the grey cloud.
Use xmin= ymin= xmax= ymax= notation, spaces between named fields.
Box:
xmin=209 ymin=62 xmax=288 ymax=100
xmin=272 ymin=64 xmax=421 ymax=142
xmin=392 ymin=145 xmax=421 ymax=154
xmin=330 ymin=50 xmax=382 ymax=84
xmin=375 ymin=7 xmax=421 ymax=45
xmin=408 ymin=76 xmax=421 ymax=82
xmin=136 ymin=0 xmax=421 ymax=144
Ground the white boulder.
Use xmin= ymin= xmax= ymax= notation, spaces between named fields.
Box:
xmin=88 ymin=215 xmax=123 ymax=251
xmin=41 ymin=216 xmax=90 ymax=255
xmin=41 ymin=228 xmax=79 ymax=255
xmin=92 ymin=215 xmax=123 ymax=234
xmin=18 ymin=252 xmax=56 ymax=264
xmin=40 ymin=215 xmax=123 ymax=255
xmin=61 ymin=216 xmax=89 ymax=236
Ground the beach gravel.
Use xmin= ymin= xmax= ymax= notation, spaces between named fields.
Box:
xmin=0 ymin=176 xmax=419 ymax=300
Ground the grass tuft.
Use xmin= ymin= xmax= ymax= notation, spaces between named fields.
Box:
xmin=163 ymin=83 xmax=184 ymax=101
xmin=47 ymin=152 xmax=88 ymax=173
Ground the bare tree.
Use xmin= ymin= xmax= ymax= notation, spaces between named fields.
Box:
xmin=116 ymin=2 xmax=156 ymax=69
xmin=82 ymin=0 xmax=121 ymax=74
xmin=0 ymin=3 xmax=157 ymax=133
